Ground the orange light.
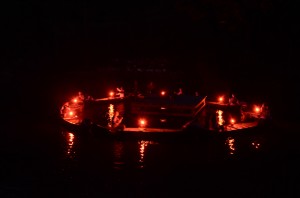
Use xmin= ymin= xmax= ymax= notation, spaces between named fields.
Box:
xmin=73 ymin=98 xmax=78 ymax=103
xmin=161 ymin=91 xmax=166 ymax=96
xmin=68 ymin=132 xmax=75 ymax=145
xmin=254 ymin=105 xmax=260 ymax=113
xmin=139 ymin=118 xmax=147 ymax=128
xmin=218 ymin=96 xmax=223 ymax=102
xmin=109 ymin=91 xmax=114 ymax=97
xmin=69 ymin=111 xmax=74 ymax=116
xmin=230 ymin=118 xmax=235 ymax=125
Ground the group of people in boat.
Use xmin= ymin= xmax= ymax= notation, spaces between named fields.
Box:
xmin=116 ymin=84 xmax=186 ymax=98
xmin=228 ymin=93 xmax=239 ymax=106
xmin=229 ymin=93 xmax=271 ymax=123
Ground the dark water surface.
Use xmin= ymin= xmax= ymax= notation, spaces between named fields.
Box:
xmin=2 ymin=71 xmax=299 ymax=198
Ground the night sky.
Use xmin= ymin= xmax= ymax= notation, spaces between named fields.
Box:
xmin=2 ymin=0 xmax=299 ymax=120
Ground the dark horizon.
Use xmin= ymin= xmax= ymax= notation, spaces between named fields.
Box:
xmin=3 ymin=1 xmax=298 ymax=69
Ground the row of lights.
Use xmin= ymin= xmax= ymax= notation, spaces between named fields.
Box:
xmin=109 ymin=90 xmax=168 ymax=97
xmin=218 ymin=96 xmax=264 ymax=114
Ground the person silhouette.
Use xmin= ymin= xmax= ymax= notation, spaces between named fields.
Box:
xmin=116 ymin=87 xmax=125 ymax=98
xmin=175 ymin=88 xmax=183 ymax=96
xmin=112 ymin=111 xmax=123 ymax=128
xmin=228 ymin=93 xmax=239 ymax=105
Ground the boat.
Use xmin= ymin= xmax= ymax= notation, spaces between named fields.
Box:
xmin=186 ymin=100 xmax=273 ymax=136
xmin=59 ymin=92 xmax=272 ymax=138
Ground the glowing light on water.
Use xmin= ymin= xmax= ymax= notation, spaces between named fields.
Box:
xmin=107 ymin=104 xmax=115 ymax=127
xmin=216 ymin=110 xmax=224 ymax=126
xmin=251 ymin=141 xmax=261 ymax=149
xmin=225 ymin=137 xmax=236 ymax=155
xmin=139 ymin=140 xmax=148 ymax=166
xmin=65 ymin=132 xmax=76 ymax=159
xmin=138 ymin=140 xmax=158 ymax=168
xmin=68 ymin=133 xmax=74 ymax=145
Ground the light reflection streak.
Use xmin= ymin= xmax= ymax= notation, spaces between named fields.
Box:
xmin=64 ymin=132 xmax=76 ymax=159
xmin=138 ymin=140 xmax=158 ymax=169
xmin=139 ymin=140 xmax=148 ymax=168
xmin=107 ymin=104 xmax=115 ymax=127
xmin=225 ymin=137 xmax=236 ymax=155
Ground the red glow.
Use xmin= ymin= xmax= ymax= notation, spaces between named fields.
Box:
xmin=139 ymin=118 xmax=147 ymax=127
xmin=230 ymin=118 xmax=235 ymax=124
xmin=160 ymin=119 xmax=167 ymax=123
xmin=161 ymin=91 xmax=166 ymax=96
xmin=73 ymin=98 xmax=78 ymax=103
xmin=109 ymin=91 xmax=114 ymax=97
xmin=218 ymin=96 xmax=223 ymax=102
xmin=254 ymin=106 xmax=260 ymax=113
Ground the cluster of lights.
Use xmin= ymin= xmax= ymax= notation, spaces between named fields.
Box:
xmin=252 ymin=142 xmax=260 ymax=149
xmin=226 ymin=137 xmax=236 ymax=155
xmin=66 ymin=132 xmax=76 ymax=158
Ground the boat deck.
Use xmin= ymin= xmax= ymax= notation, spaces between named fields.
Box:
xmin=225 ymin=121 xmax=259 ymax=131
xmin=122 ymin=127 xmax=182 ymax=133
xmin=61 ymin=96 xmax=264 ymax=135
xmin=94 ymin=97 xmax=126 ymax=101
xmin=113 ymin=120 xmax=259 ymax=134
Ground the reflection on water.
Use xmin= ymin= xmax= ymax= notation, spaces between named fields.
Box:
xmin=112 ymin=139 xmax=159 ymax=170
xmin=113 ymin=140 xmax=125 ymax=170
xmin=224 ymin=136 xmax=265 ymax=158
xmin=63 ymin=131 xmax=77 ymax=159
xmin=225 ymin=137 xmax=236 ymax=155
xmin=251 ymin=139 xmax=261 ymax=150
xmin=107 ymin=104 xmax=115 ymax=128
xmin=138 ymin=140 xmax=158 ymax=169
xmin=138 ymin=140 xmax=148 ymax=168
